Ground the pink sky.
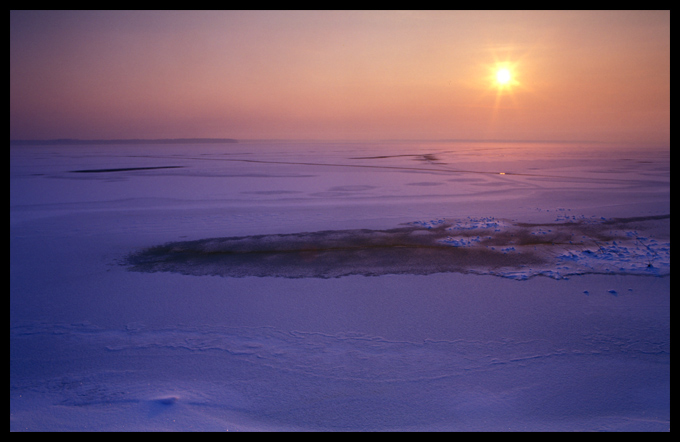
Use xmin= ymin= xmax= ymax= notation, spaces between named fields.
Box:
xmin=10 ymin=10 xmax=670 ymax=145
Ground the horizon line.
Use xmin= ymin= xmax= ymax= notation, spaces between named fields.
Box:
xmin=10 ymin=137 xmax=623 ymax=145
xmin=10 ymin=137 xmax=669 ymax=149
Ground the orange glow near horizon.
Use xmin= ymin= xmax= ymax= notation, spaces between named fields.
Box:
xmin=10 ymin=11 xmax=670 ymax=145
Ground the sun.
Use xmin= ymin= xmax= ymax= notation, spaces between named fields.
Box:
xmin=491 ymin=64 xmax=517 ymax=90
xmin=479 ymin=57 xmax=525 ymax=124
xmin=495 ymin=68 xmax=512 ymax=85
xmin=477 ymin=52 xmax=529 ymax=113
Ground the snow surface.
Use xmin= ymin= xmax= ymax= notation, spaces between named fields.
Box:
xmin=10 ymin=140 xmax=670 ymax=431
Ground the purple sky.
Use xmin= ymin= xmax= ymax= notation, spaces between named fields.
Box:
xmin=10 ymin=10 xmax=670 ymax=145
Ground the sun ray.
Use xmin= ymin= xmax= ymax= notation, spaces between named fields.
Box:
xmin=477 ymin=52 xmax=527 ymax=139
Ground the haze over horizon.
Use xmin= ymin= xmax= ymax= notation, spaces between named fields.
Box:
xmin=10 ymin=10 xmax=670 ymax=146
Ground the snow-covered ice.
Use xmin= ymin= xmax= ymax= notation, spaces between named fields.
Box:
xmin=10 ymin=140 xmax=670 ymax=431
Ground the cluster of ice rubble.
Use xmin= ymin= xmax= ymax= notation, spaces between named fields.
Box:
xmin=410 ymin=215 xmax=670 ymax=280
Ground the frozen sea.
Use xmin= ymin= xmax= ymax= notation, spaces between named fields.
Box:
xmin=10 ymin=140 xmax=670 ymax=431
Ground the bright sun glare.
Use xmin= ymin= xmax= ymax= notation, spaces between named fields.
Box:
xmin=482 ymin=57 xmax=526 ymax=119
xmin=480 ymin=55 xmax=526 ymax=114
xmin=488 ymin=60 xmax=519 ymax=92
xmin=496 ymin=68 xmax=511 ymax=85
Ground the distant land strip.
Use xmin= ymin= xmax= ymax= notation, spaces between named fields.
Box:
xmin=10 ymin=138 xmax=237 ymax=146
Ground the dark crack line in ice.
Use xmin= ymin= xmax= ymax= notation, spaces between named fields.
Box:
xmin=70 ymin=166 xmax=185 ymax=173
xmin=118 ymin=154 xmax=655 ymax=185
